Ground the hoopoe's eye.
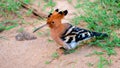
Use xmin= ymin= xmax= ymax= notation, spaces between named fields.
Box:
xmin=52 ymin=22 xmax=54 ymax=24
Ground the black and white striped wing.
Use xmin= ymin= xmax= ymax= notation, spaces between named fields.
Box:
xmin=61 ymin=26 xmax=94 ymax=44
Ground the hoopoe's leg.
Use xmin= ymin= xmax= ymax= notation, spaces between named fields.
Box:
xmin=57 ymin=47 xmax=75 ymax=55
xmin=54 ymin=37 xmax=68 ymax=54
xmin=54 ymin=37 xmax=76 ymax=54
xmin=56 ymin=47 xmax=67 ymax=55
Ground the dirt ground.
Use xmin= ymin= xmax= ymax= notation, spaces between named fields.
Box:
xmin=0 ymin=0 xmax=120 ymax=68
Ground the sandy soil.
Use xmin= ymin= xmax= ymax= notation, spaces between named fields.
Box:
xmin=0 ymin=0 xmax=120 ymax=68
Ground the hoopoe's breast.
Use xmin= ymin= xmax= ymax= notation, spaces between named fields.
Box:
xmin=61 ymin=25 xmax=94 ymax=49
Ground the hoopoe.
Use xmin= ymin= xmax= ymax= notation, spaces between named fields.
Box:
xmin=33 ymin=9 xmax=108 ymax=54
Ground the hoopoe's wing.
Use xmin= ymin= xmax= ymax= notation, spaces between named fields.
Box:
xmin=61 ymin=25 xmax=108 ymax=44
xmin=61 ymin=25 xmax=94 ymax=44
xmin=60 ymin=24 xmax=108 ymax=50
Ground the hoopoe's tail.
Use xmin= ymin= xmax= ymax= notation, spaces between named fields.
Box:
xmin=92 ymin=32 xmax=108 ymax=39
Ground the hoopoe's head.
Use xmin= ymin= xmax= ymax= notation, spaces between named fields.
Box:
xmin=47 ymin=9 xmax=68 ymax=28
xmin=33 ymin=9 xmax=68 ymax=33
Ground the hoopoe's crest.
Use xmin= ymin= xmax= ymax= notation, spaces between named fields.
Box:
xmin=33 ymin=9 xmax=68 ymax=33
xmin=47 ymin=9 xmax=68 ymax=28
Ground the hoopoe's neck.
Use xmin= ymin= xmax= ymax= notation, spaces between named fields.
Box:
xmin=50 ymin=23 xmax=70 ymax=37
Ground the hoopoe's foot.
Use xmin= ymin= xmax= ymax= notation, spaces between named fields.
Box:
xmin=56 ymin=47 xmax=66 ymax=55
xmin=56 ymin=47 xmax=75 ymax=55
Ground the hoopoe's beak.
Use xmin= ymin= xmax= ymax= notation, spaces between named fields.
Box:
xmin=33 ymin=24 xmax=47 ymax=33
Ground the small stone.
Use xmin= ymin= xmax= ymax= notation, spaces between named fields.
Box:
xmin=15 ymin=31 xmax=37 ymax=41
xmin=15 ymin=33 xmax=24 ymax=41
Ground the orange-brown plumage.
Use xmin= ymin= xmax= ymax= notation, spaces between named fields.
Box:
xmin=47 ymin=9 xmax=70 ymax=47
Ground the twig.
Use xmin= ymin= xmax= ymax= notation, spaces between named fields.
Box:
xmin=18 ymin=0 xmax=47 ymax=19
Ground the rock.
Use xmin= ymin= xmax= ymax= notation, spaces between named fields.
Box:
xmin=15 ymin=31 xmax=37 ymax=41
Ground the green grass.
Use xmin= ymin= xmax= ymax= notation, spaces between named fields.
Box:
xmin=71 ymin=0 xmax=120 ymax=55
xmin=0 ymin=0 xmax=21 ymax=15
xmin=51 ymin=52 xmax=59 ymax=59
xmin=45 ymin=61 xmax=51 ymax=64
xmin=43 ymin=0 xmax=56 ymax=12
xmin=87 ymin=62 xmax=94 ymax=67
xmin=67 ymin=0 xmax=72 ymax=3
xmin=44 ymin=52 xmax=59 ymax=65
xmin=71 ymin=0 xmax=120 ymax=67
xmin=37 ymin=32 xmax=43 ymax=36
xmin=26 ymin=9 xmax=33 ymax=16
xmin=47 ymin=39 xmax=54 ymax=42
xmin=44 ymin=0 xmax=56 ymax=7
xmin=0 ymin=0 xmax=31 ymax=16
xmin=85 ymin=50 xmax=104 ymax=57
xmin=97 ymin=56 xmax=112 ymax=68
xmin=17 ymin=27 xmax=25 ymax=32
xmin=64 ymin=49 xmax=76 ymax=54
xmin=0 ymin=0 xmax=31 ymax=31
xmin=0 ymin=20 xmax=19 ymax=31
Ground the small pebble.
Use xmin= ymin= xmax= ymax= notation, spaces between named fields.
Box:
xmin=15 ymin=31 xmax=37 ymax=41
